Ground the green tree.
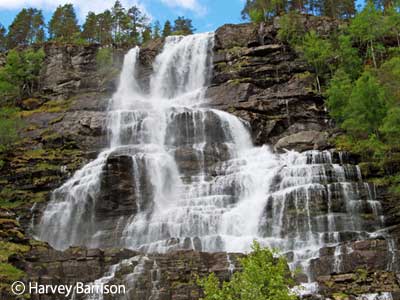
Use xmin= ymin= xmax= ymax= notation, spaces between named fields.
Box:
xmin=127 ymin=6 xmax=148 ymax=45
xmin=0 ymin=24 xmax=6 ymax=51
xmin=82 ymin=12 xmax=99 ymax=43
xmin=349 ymin=0 xmax=384 ymax=68
xmin=301 ymin=30 xmax=333 ymax=92
xmin=96 ymin=48 xmax=113 ymax=72
xmin=97 ymin=10 xmax=113 ymax=45
xmin=153 ymin=21 xmax=161 ymax=39
xmin=0 ymin=107 xmax=23 ymax=153
xmin=379 ymin=56 xmax=400 ymax=103
xmin=173 ymin=16 xmax=195 ymax=35
xmin=336 ymin=34 xmax=362 ymax=80
xmin=142 ymin=26 xmax=152 ymax=44
xmin=385 ymin=6 xmax=400 ymax=47
xmin=112 ymin=1 xmax=130 ymax=46
xmin=48 ymin=4 xmax=80 ymax=42
xmin=321 ymin=0 xmax=355 ymax=18
xmin=277 ymin=10 xmax=305 ymax=46
xmin=198 ymin=241 xmax=296 ymax=300
xmin=342 ymin=70 xmax=388 ymax=137
xmin=162 ymin=21 xmax=172 ymax=37
xmin=326 ymin=69 xmax=353 ymax=122
xmin=7 ymin=8 xmax=45 ymax=48
xmin=242 ymin=0 xmax=287 ymax=21
xmin=289 ymin=0 xmax=306 ymax=11
xmin=380 ymin=106 xmax=400 ymax=144
xmin=0 ymin=48 xmax=45 ymax=103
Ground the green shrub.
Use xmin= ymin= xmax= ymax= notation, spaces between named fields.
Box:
xmin=96 ymin=47 xmax=113 ymax=71
xmin=198 ymin=241 xmax=296 ymax=300
xmin=0 ymin=107 xmax=23 ymax=153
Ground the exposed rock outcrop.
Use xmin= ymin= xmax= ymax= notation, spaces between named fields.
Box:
xmin=205 ymin=19 xmax=334 ymax=149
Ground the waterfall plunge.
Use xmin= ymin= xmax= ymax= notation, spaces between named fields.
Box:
xmin=38 ymin=33 xmax=388 ymax=280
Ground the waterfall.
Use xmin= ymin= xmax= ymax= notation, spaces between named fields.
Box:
xmin=37 ymin=33 xmax=391 ymax=282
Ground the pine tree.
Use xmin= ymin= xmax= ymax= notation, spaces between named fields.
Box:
xmin=349 ymin=0 xmax=384 ymax=68
xmin=0 ymin=24 xmax=6 ymax=51
xmin=173 ymin=16 xmax=195 ymax=35
xmin=385 ymin=6 xmax=400 ymax=47
xmin=326 ymin=69 xmax=353 ymax=122
xmin=301 ymin=30 xmax=333 ymax=92
xmin=48 ymin=4 xmax=80 ymax=42
xmin=7 ymin=8 xmax=45 ymax=48
xmin=82 ymin=12 xmax=99 ymax=43
xmin=342 ymin=71 xmax=388 ymax=137
xmin=97 ymin=10 xmax=113 ymax=45
xmin=153 ymin=21 xmax=161 ymax=39
xmin=242 ymin=0 xmax=287 ymax=21
xmin=162 ymin=21 xmax=172 ymax=37
xmin=127 ymin=6 xmax=147 ymax=45
xmin=337 ymin=35 xmax=362 ymax=80
xmin=112 ymin=0 xmax=129 ymax=45
xmin=142 ymin=26 xmax=152 ymax=44
xmin=289 ymin=0 xmax=306 ymax=11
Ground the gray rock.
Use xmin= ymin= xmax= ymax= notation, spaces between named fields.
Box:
xmin=274 ymin=130 xmax=330 ymax=152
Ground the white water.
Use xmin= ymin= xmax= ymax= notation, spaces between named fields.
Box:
xmin=38 ymin=33 xmax=391 ymax=286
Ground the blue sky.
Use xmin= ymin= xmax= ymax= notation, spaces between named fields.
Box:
xmin=0 ymin=0 xmax=245 ymax=33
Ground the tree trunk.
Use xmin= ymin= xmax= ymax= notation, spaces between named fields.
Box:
xmin=370 ymin=40 xmax=377 ymax=68
xmin=316 ymin=75 xmax=321 ymax=93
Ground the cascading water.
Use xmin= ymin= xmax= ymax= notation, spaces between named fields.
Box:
xmin=37 ymin=32 xmax=393 ymax=286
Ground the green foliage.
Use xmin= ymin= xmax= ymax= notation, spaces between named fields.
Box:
xmin=385 ymin=6 xmax=400 ymax=47
xmin=0 ymin=263 xmax=25 ymax=281
xmin=336 ymin=35 xmax=362 ymax=80
xmin=242 ymin=0 xmax=357 ymax=20
xmin=48 ymin=4 xmax=80 ymax=42
xmin=96 ymin=48 xmax=114 ymax=71
xmin=198 ymin=241 xmax=296 ymax=300
xmin=379 ymin=56 xmax=400 ymax=103
xmin=7 ymin=8 xmax=45 ymax=48
xmin=277 ymin=11 xmax=306 ymax=46
xmin=349 ymin=0 xmax=385 ymax=67
xmin=0 ymin=108 xmax=23 ymax=153
xmin=0 ymin=48 xmax=45 ymax=103
xmin=342 ymin=70 xmax=388 ymax=136
xmin=173 ymin=16 xmax=195 ymax=35
xmin=300 ymin=30 xmax=333 ymax=92
xmin=163 ymin=21 xmax=173 ymax=37
xmin=0 ymin=23 xmax=6 ymax=51
xmin=82 ymin=12 xmax=98 ymax=43
xmin=326 ymin=69 xmax=353 ymax=122
xmin=242 ymin=0 xmax=286 ymax=21
xmin=381 ymin=107 xmax=400 ymax=144
xmin=153 ymin=21 xmax=162 ymax=39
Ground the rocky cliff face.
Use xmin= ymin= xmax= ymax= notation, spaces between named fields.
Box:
xmin=1 ymin=17 xmax=400 ymax=300
xmin=207 ymin=20 xmax=336 ymax=151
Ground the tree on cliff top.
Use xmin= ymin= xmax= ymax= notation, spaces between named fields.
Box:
xmin=173 ymin=16 xmax=195 ymax=35
xmin=7 ymin=8 xmax=45 ymax=48
xmin=48 ymin=4 xmax=80 ymax=42
xmin=0 ymin=24 xmax=6 ymax=51
xmin=162 ymin=21 xmax=173 ymax=37
xmin=198 ymin=241 xmax=296 ymax=300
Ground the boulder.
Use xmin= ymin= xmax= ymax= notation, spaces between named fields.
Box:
xmin=274 ymin=130 xmax=331 ymax=152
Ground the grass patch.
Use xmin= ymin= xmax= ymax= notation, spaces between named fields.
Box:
xmin=19 ymin=99 xmax=73 ymax=118
xmin=0 ymin=241 xmax=30 ymax=263
xmin=0 ymin=263 xmax=25 ymax=281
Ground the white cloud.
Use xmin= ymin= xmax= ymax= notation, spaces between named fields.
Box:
xmin=0 ymin=0 xmax=150 ymax=21
xmin=160 ymin=0 xmax=206 ymax=15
